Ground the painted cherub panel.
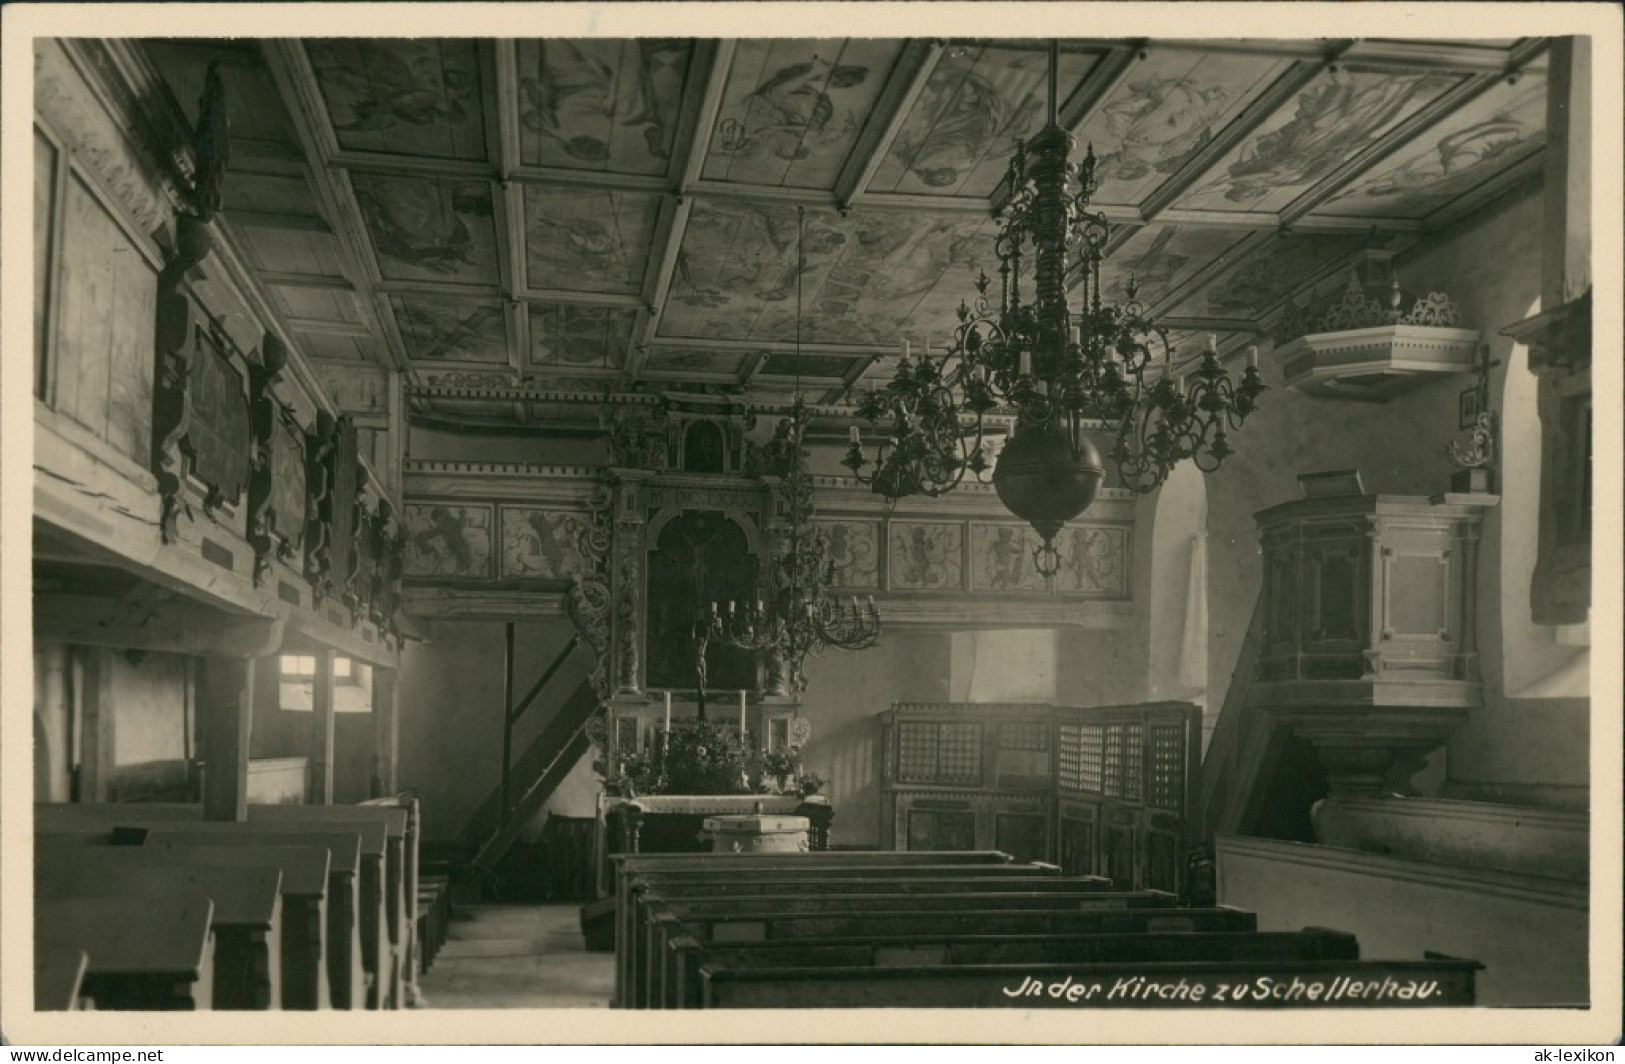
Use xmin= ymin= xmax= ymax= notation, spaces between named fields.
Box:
xmin=403 ymin=503 xmax=493 ymax=579
xmin=500 ymin=507 xmax=590 ymax=580
xmin=392 ymin=298 xmax=508 ymax=364
xmin=970 ymin=524 xmax=1047 ymax=593
xmin=888 ymin=522 xmax=964 ymax=591
xmin=1076 ymin=49 xmax=1292 ymax=208
xmin=515 ymin=39 xmax=692 ymax=175
xmin=816 ymin=519 xmax=881 ymax=589
xmin=352 ymin=173 xmax=501 ymax=285
xmin=1175 ymin=70 xmax=1464 ymax=214
xmin=306 ymin=39 xmax=487 ymax=161
xmin=1318 ymin=74 xmax=1547 ymax=220
xmin=871 ymin=44 xmax=1098 ymax=198
xmin=523 ymin=186 xmax=661 ymax=296
xmin=703 ymin=38 xmax=903 ymax=190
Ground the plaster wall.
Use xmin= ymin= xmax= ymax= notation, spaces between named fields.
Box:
xmin=398 ymin=617 xmax=581 ymax=842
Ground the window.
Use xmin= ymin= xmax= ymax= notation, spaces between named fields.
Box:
xmin=280 ymin=654 xmax=355 ymax=682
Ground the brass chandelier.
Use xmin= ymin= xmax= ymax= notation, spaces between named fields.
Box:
xmin=842 ymin=41 xmax=1266 ymax=575
xmin=709 ymin=211 xmax=881 ymax=694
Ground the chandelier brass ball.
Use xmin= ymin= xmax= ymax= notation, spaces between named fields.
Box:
xmin=992 ymin=421 xmax=1106 ymax=543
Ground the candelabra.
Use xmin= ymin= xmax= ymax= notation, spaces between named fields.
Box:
xmin=842 ymin=40 xmax=1266 ymax=575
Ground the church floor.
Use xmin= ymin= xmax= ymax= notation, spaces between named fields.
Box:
xmin=417 ymin=902 xmax=614 ymax=1008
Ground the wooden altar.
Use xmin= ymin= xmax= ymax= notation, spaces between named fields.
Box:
xmin=595 ymin=793 xmax=834 ymax=896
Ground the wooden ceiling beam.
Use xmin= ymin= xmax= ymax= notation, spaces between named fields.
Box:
xmin=489 ymin=40 xmax=532 ymax=379
xmin=629 ymin=41 xmax=732 ymax=378
xmin=376 ymin=278 xmax=504 ymax=299
xmin=676 ymin=40 xmax=734 ymax=196
xmin=1138 ymin=41 xmax=1356 ymax=225
xmin=261 ymin=40 xmax=413 ymax=376
xmin=258 ymin=270 xmax=353 ymax=291
xmin=226 ymin=208 xmax=332 ymax=234
xmin=327 ymin=150 xmax=495 ymax=179
xmin=36 ymin=592 xmax=287 ymax=659
xmin=656 ymin=335 xmax=897 ymax=357
xmin=835 ymin=38 xmax=946 ymax=212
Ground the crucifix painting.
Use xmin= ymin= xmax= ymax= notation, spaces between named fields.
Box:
xmin=645 ymin=510 xmax=758 ymax=697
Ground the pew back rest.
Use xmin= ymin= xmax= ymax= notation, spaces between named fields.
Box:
xmin=139 ymin=825 xmax=362 ymax=877
xmin=35 ymin=851 xmax=281 ymax=928
xmin=37 ymin=894 xmax=215 ymax=977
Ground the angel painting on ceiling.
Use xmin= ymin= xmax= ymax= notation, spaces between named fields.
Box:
xmin=1341 ymin=113 xmax=1534 ymax=209
xmin=714 ymin=54 xmax=870 ymax=163
xmin=519 ymin=39 xmax=688 ymax=166
xmin=1092 ymin=74 xmax=1234 ymax=184
xmin=354 ymin=176 xmax=493 ymax=278
xmin=396 ymin=301 xmax=505 ymax=363
xmin=1204 ymin=73 xmax=1457 ymax=205
xmin=307 ymin=40 xmax=479 ymax=139
xmin=890 ymin=64 xmax=1041 ymax=189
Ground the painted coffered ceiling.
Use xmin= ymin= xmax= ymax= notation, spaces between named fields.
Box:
xmin=131 ymin=35 xmax=1550 ymax=423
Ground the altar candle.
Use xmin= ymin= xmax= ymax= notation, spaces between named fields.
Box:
xmin=849 ymin=425 xmax=861 ymax=445
xmin=1019 ymin=349 xmax=1032 ymax=376
xmin=664 ymin=691 xmax=672 ymax=732
xmin=739 ymin=690 xmax=748 ymax=738
xmin=1247 ymin=345 xmax=1259 ymax=369
xmin=901 ymin=339 xmax=911 ymax=362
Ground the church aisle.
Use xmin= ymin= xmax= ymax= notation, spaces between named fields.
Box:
xmin=417 ymin=903 xmax=613 ymax=1008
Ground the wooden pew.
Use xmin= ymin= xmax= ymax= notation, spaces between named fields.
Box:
xmin=417 ymin=875 xmax=453 ymax=975
xmin=609 ymin=854 xmax=1052 ymax=1007
xmin=141 ymin=841 xmax=332 ymax=1010
xmin=139 ymin=824 xmax=364 ymax=1010
xmin=36 ymin=801 xmax=399 ymax=1010
xmin=698 ymin=956 xmax=1486 ymax=1008
xmin=627 ymin=884 xmax=1163 ymax=1011
xmin=638 ymin=891 xmax=1189 ymax=1010
xmin=245 ymin=803 xmax=406 ymax=1008
xmin=35 ymin=846 xmax=282 ymax=1009
xmin=35 ymin=947 xmax=89 ymax=1011
xmin=37 ymin=895 xmax=215 ymax=1010
xmin=663 ymin=928 xmax=1360 ymax=1009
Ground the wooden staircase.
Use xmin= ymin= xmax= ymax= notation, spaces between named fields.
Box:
xmin=457 ymin=633 xmax=600 ymax=887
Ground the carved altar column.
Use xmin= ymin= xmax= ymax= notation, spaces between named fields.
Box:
xmin=609 ymin=470 xmax=652 ymax=696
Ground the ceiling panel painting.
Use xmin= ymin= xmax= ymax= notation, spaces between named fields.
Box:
xmin=1164 ymin=232 xmax=1371 ymax=321
xmin=351 ymin=173 xmax=501 ymax=285
xmin=1316 ymin=74 xmax=1547 ymax=220
xmin=662 ymin=200 xmax=996 ymax=346
xmin=306 ymin=40 xmax=487 ymax=161
xmin=515 ymin=39 xmax=693 ymax=175
xmin=1077 ymin=50 xmax=1292 ymax=207
xmin=523 ymin=185 xmax=661 ymax=295
xmin=702 ymin=38 xmax=904 ymax=190
xmin=529 ymin=305 xmax=637 ymax=369
xmin=1171 ymin=70 xmax=1465 ymax=214
xmin=643 ymin=349 xmax=751 ymax=378
xmin=392 ymin=296 xmax=509 ymax=363
xmin=870 ymin=44 xmax=1100 ymax=198
xmin=1091 ymin=225 xmax=1254 ymax=310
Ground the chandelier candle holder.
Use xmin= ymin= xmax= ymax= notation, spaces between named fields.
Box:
xmin=843 ymin=40 xmax=1265 ymax=575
